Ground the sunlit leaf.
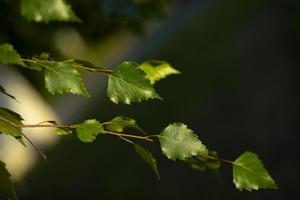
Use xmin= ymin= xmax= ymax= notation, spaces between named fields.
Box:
xmin=0 ymin=161 xmax=17 ymax=200
xmin=21 ymin=0 xmax=81 ymax=23
xmin=44 ymin=121 xmax=71 ymax=135
xmin=107 ymin=61 xmax=162 ymax=104
xmin=55 ymin=128 xmax=71 ymax=135
xmin=75 ymin=119 xmax=105 ymax=142
xmin=233 ymin=151 xmax=278 ymax=191
xmin=159 ymin=123 xmax=208 ymax=161
xmin=139 ymin=60 xmax=180 ymax=84
xmin=45 ymin=62 xmax=89 ymax=97
xmin=0 ymin=43 xmax=25 ymax=67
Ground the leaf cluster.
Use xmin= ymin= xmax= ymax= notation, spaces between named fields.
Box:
xmin=0 ymin=43 xmax=179 ymax=104
xmin=0 ymin=42 xmax=278 ymax=199
xmin=0 ymin=1 xmax=279 ymax=199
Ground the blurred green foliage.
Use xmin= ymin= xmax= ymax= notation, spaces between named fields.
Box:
xmin=0 ymin=0 xmax=169 ymax=55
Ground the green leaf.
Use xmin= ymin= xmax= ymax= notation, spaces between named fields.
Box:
xmin=105 ymin=116 xmax=144 ymax=133
xmin=55 ymin=128 xmax=71 ymax=135
xmin=26 ymin=52 xmax=51 ymax=71
xmin=0 ymin=85 xmax=18 ymax=102
xmin=44 ymin=121 xmax=71 ymax=135
xmin=0 ymin=43 xmax=25 ymax=66
xmin=233 ymin=151 xmax=278 ymax=191
xmin=75 ymin=119 xmax=105 ymax=143
xmin=107 ymin=61 xmax=162 ymax=104
xmin=186 ymin=151 xmax=220 ymax=173
xmin=204 ymin=151 xmax=221 ymax=171
xmin=134 ymin=144 xmax=160 ymax=179
xmin=0 ymin=107 xmax=25 ymax=144
xmin=45 ymin=62 xmax=89 ymax=97
xmin=139 ymin=60 xmax=180 ymax=84
xmin=39 ymin=52 xmax=50 ymax=60
xmin=0 ymin=160 xmax=17 ymax=200
xmin=0 ymin=107 xmax=23 ymax=137
xmin=0 ymin=108 xmax=23 ymax=125
xmin=159 ymin=123 xmax=208 ymax=161
xmin=21 ymin=0 xmax=81 ymax=23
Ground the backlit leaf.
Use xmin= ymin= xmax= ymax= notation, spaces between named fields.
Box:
xmin=55 ymin=128 xmax=71 ymax=135
xmin=21 ymin=0 xmax=81 ymax=23
xmin=139 ymin=60 xmax=180 ymax=84
xmin=45 ymin=62 xmax=89 ymax=97
xmin=107 ymin=61 xmax=162 ymax=104
xmin=75 ymin=119 xmax=105 ymax=143
xmin=43 ymin=121 xmax=70 ymax=135
xmin=0 ymin=160 xmax=17 ymax=200
xmin=233 ymin=151 xmax=278 ymax=191
xmin=159 ymin=123 xmax=208 ymax=161
xmin=0 ymin=43 xmax=25 ymax=67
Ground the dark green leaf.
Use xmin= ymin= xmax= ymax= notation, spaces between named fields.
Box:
xmin=21 ymin=0 xmax=81 ymax=23
xmin=74 ymin=59 xmax=105 ymax=70
xmin=26 ymin=52 xmax=51 ymax=71
xmin=139 ymin=60 xmax=180 ymax=84
xmin=233 ymin=151 xmax=278 ymax=191
xmin=186 ymin=151 xmax=220 ymax=173
xmin=0 ymin=107 xmax=23 ymax=125
xmin=203 ymin=151 xmax=221 ymax=171
xmin=105 ymin=116 xmax=144 ymax=133
xmin=39 ymin=52 xmax=50 ymax=60
xmin=186 ymin=157 xmax=206 ymax=172
xmin=107 ymin=61 xmax=162 ymax=104
xmin=75 ymin=119 xmax=105 ymax=142
xmin=0 ymin=160 xmax=17 ymax=200
xmin=0 ymin=85 xmax=18 ymax=102
xmin=0 ymin=43 xmax=25 ymax=67
xmin=159 ymin=123 xmax=208 ymax=161
xmin=45 ymin=62 xmax=89 ymax=97
xmin=134 ymin=144 xmax=160 ymax=179
xmin=0 ymin=107 xmax=24 ymax=145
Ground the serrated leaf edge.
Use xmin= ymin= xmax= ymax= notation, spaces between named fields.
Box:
xmin=108 ymin=74 xmax=162 ymax=104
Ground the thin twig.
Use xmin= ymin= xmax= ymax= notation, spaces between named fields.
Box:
xmin=198 ymin=153 xmax=233 ymax=165
xmin=19 ymin=123 xmax=153 ymax=142
xmin=21 ymin=133 xmax=48 ymax=161
xmin=22 ymin=58 xmax=112 ymax=74
xmin=18 ymin=124 xmax=74 ymax=129
xmin=17 ymin=122 xmax=235 ymax=165
xmin=104 ymin=131 xmax=153 ymax=142
xmin=118 ymin=136 xmax=134 ymax=144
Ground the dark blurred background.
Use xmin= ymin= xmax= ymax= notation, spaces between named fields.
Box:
xmin=1 ymin=0 xmax=299 ymax=199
